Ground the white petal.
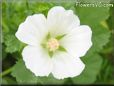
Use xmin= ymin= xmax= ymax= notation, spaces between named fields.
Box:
xmin=22 ymin=46 xmax=52 ymax=76
xmin=15 ymin=14 xmax=47 ymax=46
xmin=47 ymin=6 xmax=80 ymax=37
xmin=60 ymin=25 xmax=92 ymax=57
xmin=52 ymin=52 xmax=85 ymax=79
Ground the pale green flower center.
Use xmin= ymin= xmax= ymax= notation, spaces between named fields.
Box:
xmin=47 ymin=38 xmax=59 ymax=52
xmin=41 ymin=33 xmax=67 ymax=57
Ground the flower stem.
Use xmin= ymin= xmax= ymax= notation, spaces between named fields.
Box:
xmin=0 ymin=67 xmax=13 ymax=77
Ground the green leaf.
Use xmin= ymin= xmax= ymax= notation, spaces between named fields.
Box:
xmin=91 ymin=24 xmax=110 ymax=53
xmin=75 ymin=7 xmax=109 ymax=24
xmin=4 ymin=34 xmax=25 ymax=53
xmin=28 ymin=2 xmax=54 ymax=16
xmin=11 ymin=59 xmax=66 ymax=84
xmin=11 ymin=59 xmax=38 ymax=84
xmin=71 ymin=53 xmax=102 ymax=84
xmin=37 ymin=75 xmax=66 ymax=85
xmin=1 ymin=77 xmax=16 ymax=85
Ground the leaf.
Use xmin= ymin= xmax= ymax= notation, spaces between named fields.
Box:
xmin=1 ymin=77 xmax=17 ymax=85
xmin=71 ymin=53 xmax=103 ymax=84
xmin=11 ymin=59 xmax=38 ymax=84
xmin=75 ymin=7 xmax=109 ymax=24
xmin=11 ymin=59 xmax=66 ymax=84
xmin=88 ymin=24 xmax=111 ymax=54
xmin=37 ymin=75 xmax=66 ymax=85
xmin=4 ymin=34 xmax=25 ymax=53
xmin=28 ymin=2 xmax=54 ymax=15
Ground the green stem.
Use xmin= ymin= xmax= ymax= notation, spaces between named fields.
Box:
xmin=0 ymin=67 xmax=13 ymax=77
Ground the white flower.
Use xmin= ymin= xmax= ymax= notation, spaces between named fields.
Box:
xmin=15 ymin=6 xmax=92 ymax=79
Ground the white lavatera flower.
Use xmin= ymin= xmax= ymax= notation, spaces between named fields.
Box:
xmin=15 ymin=6 xmax=92 ymax=79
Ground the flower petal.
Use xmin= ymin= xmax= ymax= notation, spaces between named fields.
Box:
xmin=60 ymin=25 xmax=92 ymax=57
xmin=52 ymin=52 xmax=85 ymax=79
xmin=15 ymin=14 xmax=47 ymax=46
xmin=22 ymin=45 xmax=52 ymax=76
xmin=47 ymin=6 xmax=80 ymax=37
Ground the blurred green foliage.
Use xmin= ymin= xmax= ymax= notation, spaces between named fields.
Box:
xmin=1 ymin=0 xmax=114 ymax=85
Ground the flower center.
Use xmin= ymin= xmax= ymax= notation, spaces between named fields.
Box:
xmin=47 ymin=38 xmax=59 ymax=52
xmin=41 ymin=33 xmax=67 ymax=57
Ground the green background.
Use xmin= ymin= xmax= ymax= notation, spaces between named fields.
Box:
xmin=1 ymin=0 xmax=114 ymax=85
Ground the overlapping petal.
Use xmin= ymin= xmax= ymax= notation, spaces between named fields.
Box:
xmin=52 ymin=52 xmax=85 ymax=79
xmin=15 ymin=14 xmax=47 ymax=46
xmin=47 ymin=6 xmax=80 ymax=37
xmin=22 ymin=46 xmax=53 ymax=76
xmin=60 ymin=25 xmax=92 ymax=57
